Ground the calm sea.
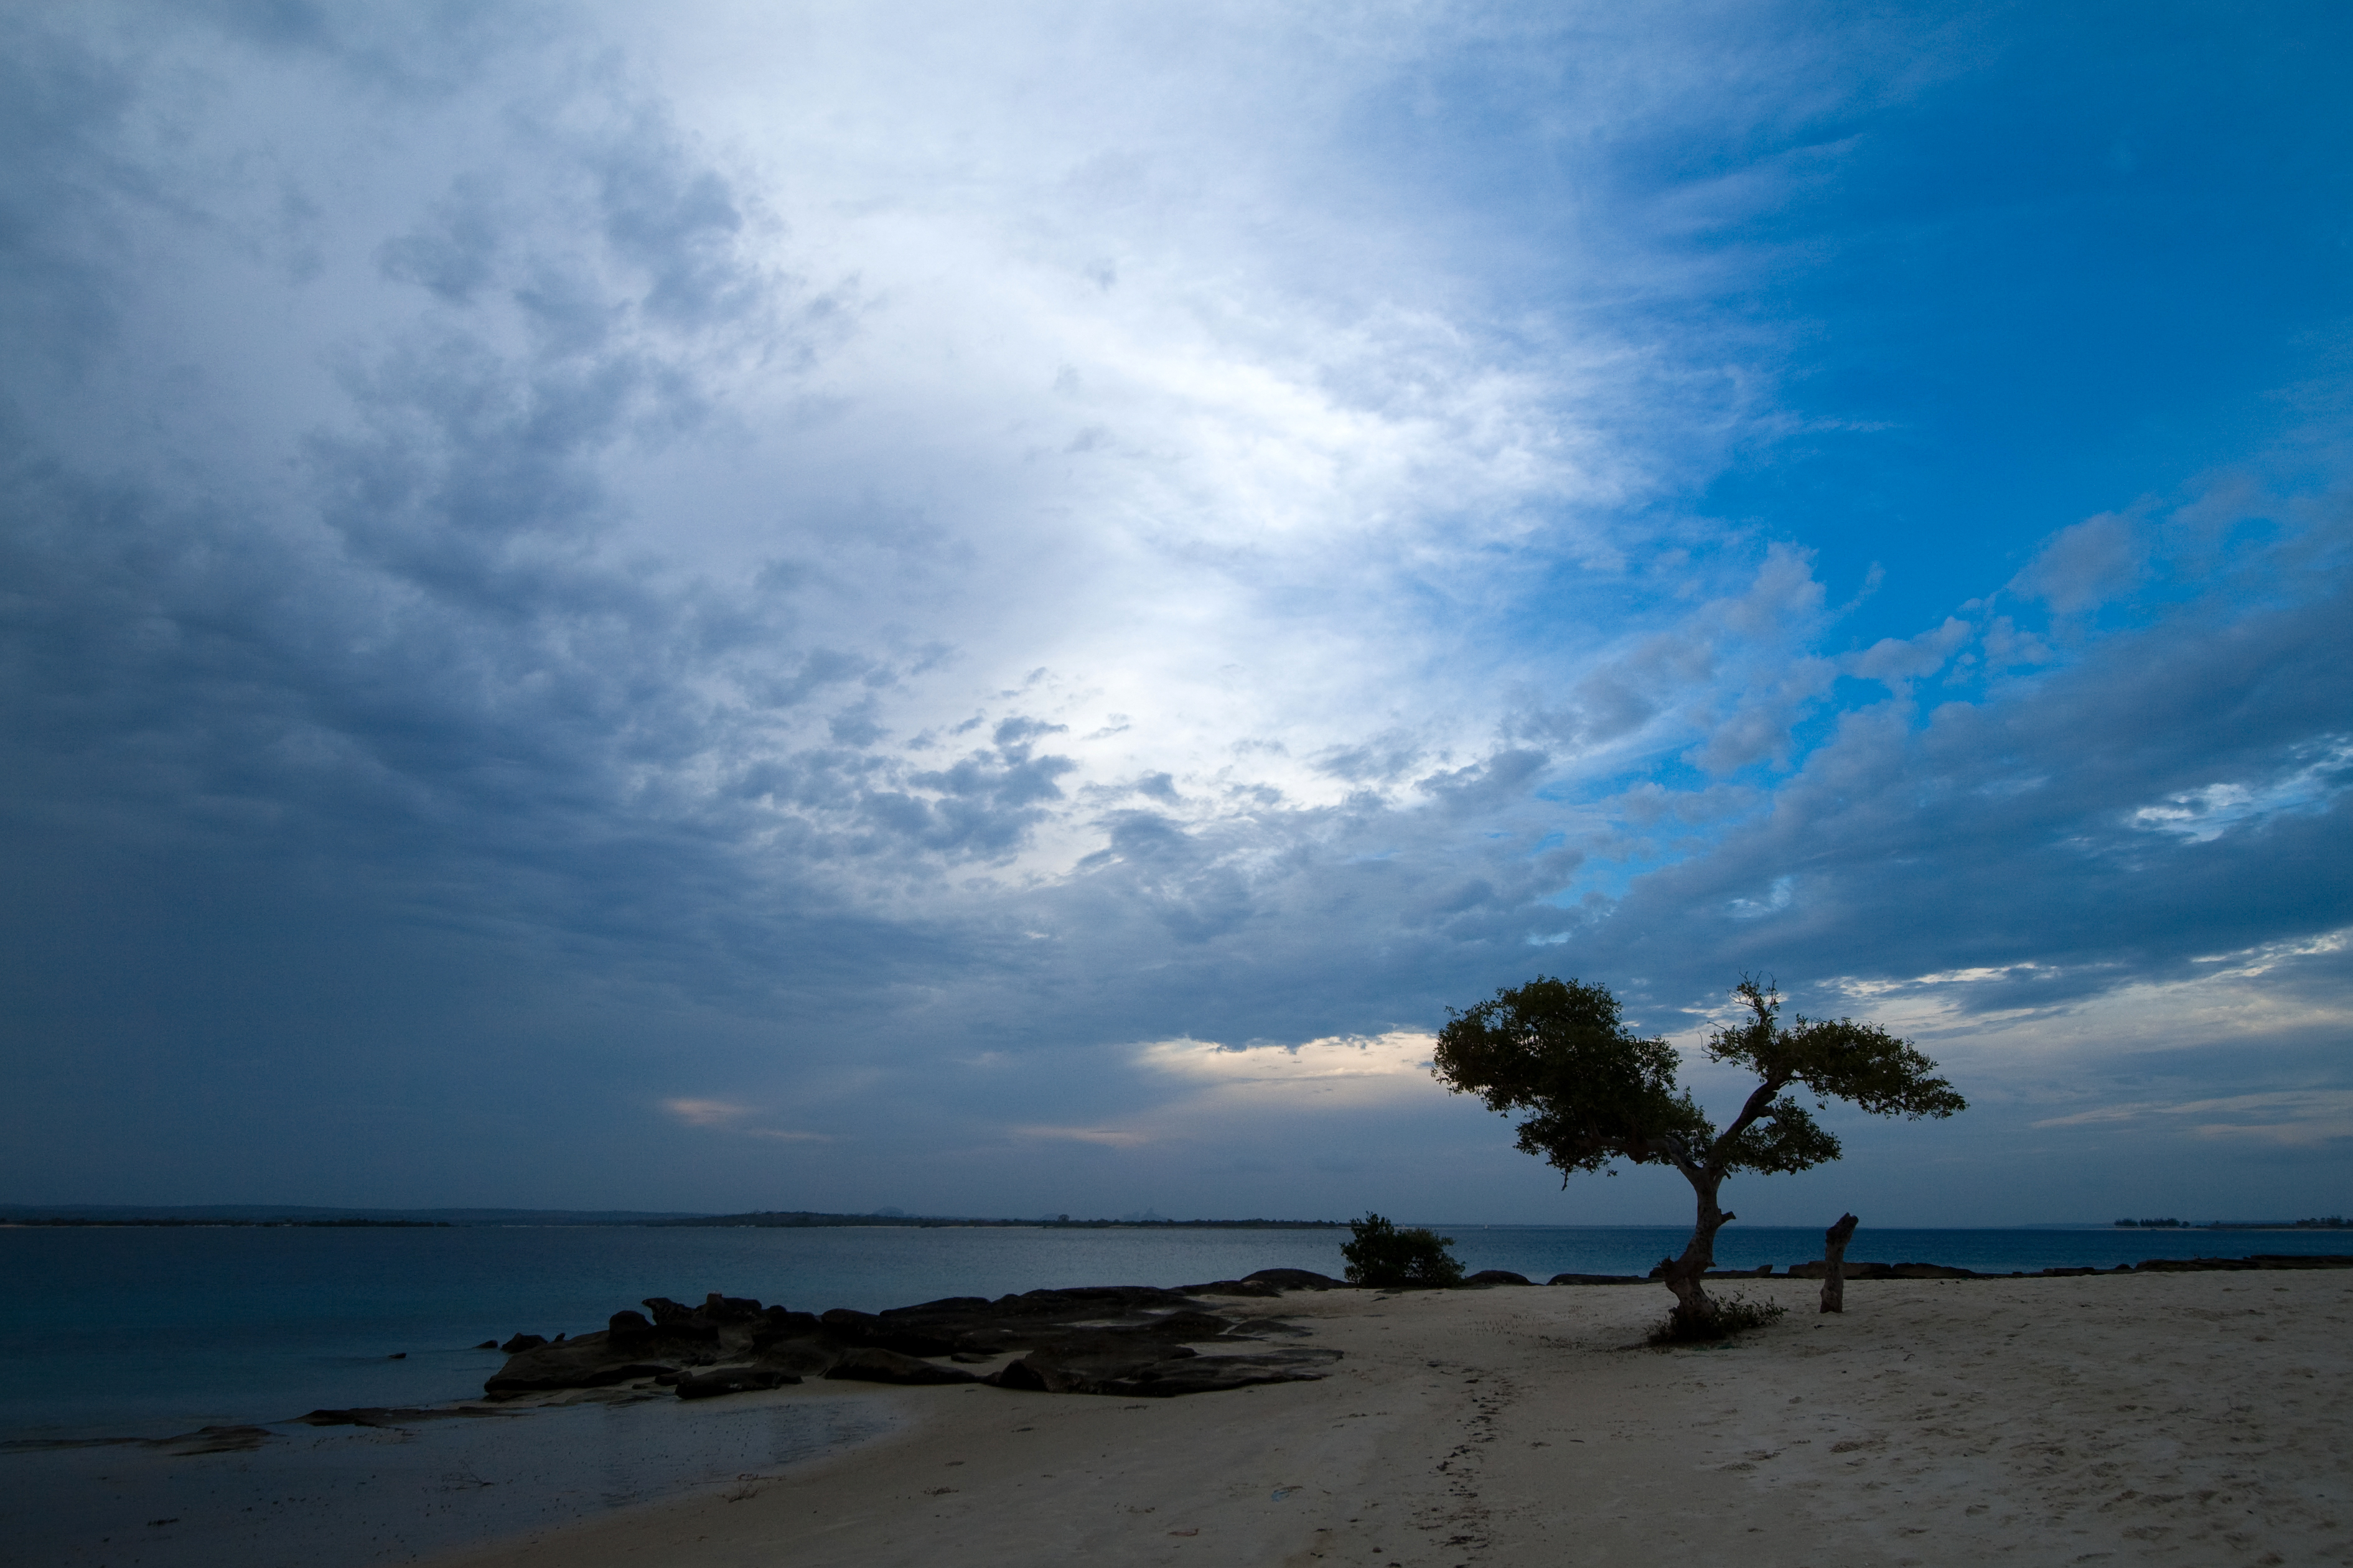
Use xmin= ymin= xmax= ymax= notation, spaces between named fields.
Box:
xmin=4 ymin=1221 xmax=2346 ymax=1442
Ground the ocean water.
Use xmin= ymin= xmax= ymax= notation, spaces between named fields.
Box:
xmin=4 ymin=1221 xmax=2346 ymax=1442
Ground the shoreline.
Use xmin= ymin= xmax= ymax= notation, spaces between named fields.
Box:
xmin=14 ymin=1256 xmax=2351 ymax=1567
xmin=421 ymin=1266 xmax=2352 ymax=1568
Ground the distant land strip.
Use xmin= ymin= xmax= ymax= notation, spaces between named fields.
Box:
xmin=2113 ymin=1217 xmax=2348 ymax=1230
xmin=648 ymin=1211 xmax=1346 ymax=1230
xmin=0 ymin=1216 xmax=452 ymax=1228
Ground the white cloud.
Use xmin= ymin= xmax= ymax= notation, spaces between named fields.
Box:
xmin=1013 ymin=1125 xmax=1151 ymax=1149
xmin=2009 ymin=512 xmax=2145 ymax=612
xmin=2129 ymin=739 xmax=2353 ymax=842
xmin=1138 ymin=1031 xmax=1442 ymax=1113
xmin=2035 ymin=1091 xmax=2353 ymax=1147
xmin=662 ymin=1097 xmax=755 ymax=1127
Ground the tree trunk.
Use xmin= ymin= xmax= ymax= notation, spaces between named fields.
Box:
xmin=1660 ymin=1178 xmax=1733 ymax=1335
xmin=1820 ymin=1211 xmax=1859 ymax=1314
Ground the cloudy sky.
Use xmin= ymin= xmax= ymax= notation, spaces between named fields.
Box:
xmin=3 ymin=1 xmax=2347 ymax=1226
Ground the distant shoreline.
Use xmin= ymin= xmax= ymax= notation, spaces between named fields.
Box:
xmin=0 ymin=1211 xmax=1344 ymax=1230
xmin=647 ymin=1211 xmax=1345 ymax=1230
xmin=2 ymin=1206 xmax=2344 ymax=1231
xmin=0 ymin=1216 xmax=454 ymax=1228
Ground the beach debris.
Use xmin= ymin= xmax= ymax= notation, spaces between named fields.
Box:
xmin=1821 ymin=1213 xmax=1859 ymax=1314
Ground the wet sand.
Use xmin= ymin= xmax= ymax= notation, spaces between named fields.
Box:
xmin=421 ymin=1269 xmax=2352 ymax=1567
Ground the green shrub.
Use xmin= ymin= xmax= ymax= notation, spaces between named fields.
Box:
xmin=1341 ymin=1213 xmax=1466 ymax=1287
xmin=1646 ymin=1292 xmax=1787 ymax=1345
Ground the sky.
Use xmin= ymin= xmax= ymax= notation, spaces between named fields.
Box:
xmin=2 ymin=0 xmax=2348 ymax=1227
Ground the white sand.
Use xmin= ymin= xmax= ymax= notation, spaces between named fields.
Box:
xmin=429 ymin=1271 xmax=2352 ymax=1567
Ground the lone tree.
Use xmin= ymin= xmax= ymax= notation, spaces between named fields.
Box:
xmin=1433 ymin=974 xmax=1965 ymax=1337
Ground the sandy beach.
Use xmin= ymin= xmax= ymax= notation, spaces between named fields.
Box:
xmin=423 ymin=1269 xmax=2351 ymax=1567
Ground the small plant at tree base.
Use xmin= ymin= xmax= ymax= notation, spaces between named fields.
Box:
xmin=1646 ymin=1292 xmax=1787 ymax=1346
xmin=1433 ymin=974 xmax=1965 ymax=1338
xmin=1341 ymin=1213 xmax=1466 ymax=1287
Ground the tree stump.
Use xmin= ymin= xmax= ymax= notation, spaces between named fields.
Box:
xmin=1820 ymin=1212 xmax=1859 ymax=1314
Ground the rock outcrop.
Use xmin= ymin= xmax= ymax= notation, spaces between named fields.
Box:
xmin=482 ymin=1282 xmax=1338 ymax=1402
xmin=676 ymin=1366 xmax=799 ymax=1399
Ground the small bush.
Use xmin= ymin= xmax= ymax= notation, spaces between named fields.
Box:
xmin=1341 ymin=1213 xmax=1466 ymax=1288
xmin=1647 ymin=1292 xmax=1787 ymax=1346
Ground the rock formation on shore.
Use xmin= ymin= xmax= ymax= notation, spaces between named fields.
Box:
xmin=484 ymin=1253 xmax=2351 ymax=1402
xmin=484 ymin=1270 xmax=1347 ymax=1402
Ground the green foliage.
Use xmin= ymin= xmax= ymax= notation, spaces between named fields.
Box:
xmin=1706 ymin=978 xmax=1969 ymax=1122
xmin=1433 ymin=973 xmax=1966 ymax=1186
xmin=1340 ymin=1212 xmax=1466 ymax=1287
xmin=1429 ymin=975 xmax=1710 ymax=1178
xmin=1647 ymin=1292 xmax=1787 ymax=1345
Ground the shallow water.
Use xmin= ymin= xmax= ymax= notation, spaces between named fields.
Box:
xmin=1 ymin=1393 xmax=894 ymax=1568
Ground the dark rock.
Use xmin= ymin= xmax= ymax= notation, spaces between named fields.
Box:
xmin=1890 ymin=1262 xmax=1982 ymax=1279
xmin=1783 ymin=1260 xmax=1894 ymax=1279
xmin=820 ymin=1307 xmax=958 ymax=1357
xmin=639 ymin=1298 xmax=723 ymax=1338
xmin=152 ymin=1426 xmax=276 ymax=1456
xmin=676 ymin=1365 xmax=800 ymax=1400
xmin=485 ymin=1339 xmax=685 ymax=1393
xmin=495 ymin=1274 xmax=1343 ymax=1401
xmin=754 ymin=1335 xmax=846 ymax=1378
xmin=1547 ymin=1272 xmax=1644 ymax=1285
xmin=1174 ymin=1278 xmax=1284 ymax=1297
xmin=989 ymin=1342 xmax=1338 ymax=1397
xmin=1138 ymin=1309 xmax=1233 ymax=1340
xmin=475 ymin=1340 xmax=498 ymax=1350
xmin=498 ymin=1333 xmax=548 ymax=1353
xmin=1465 ymin=1270 xmax=1532 ymax=1286
xmin=699 ymin=1292 xmax=767 ymax=1324
xmin=824 ymin=1346 xmax=980 ymax=1385
xmin=1242 ymin=1268 xmax=1348 ymax=1291
xmin=298 ymin=1406 xmax=519 ymax=1428
xmin=484 ymin=1323 xmax=723 ymax=1394
xmin=751 ymin=1305 xmax=823 ymax=1342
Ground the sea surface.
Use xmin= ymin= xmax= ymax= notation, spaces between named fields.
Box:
xmin=6 ymin=1220 xmax=2345 ymax=1442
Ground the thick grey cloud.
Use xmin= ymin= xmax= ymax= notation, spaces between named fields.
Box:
xmin=2 ymin=1 xmax=2348 ymax=1225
